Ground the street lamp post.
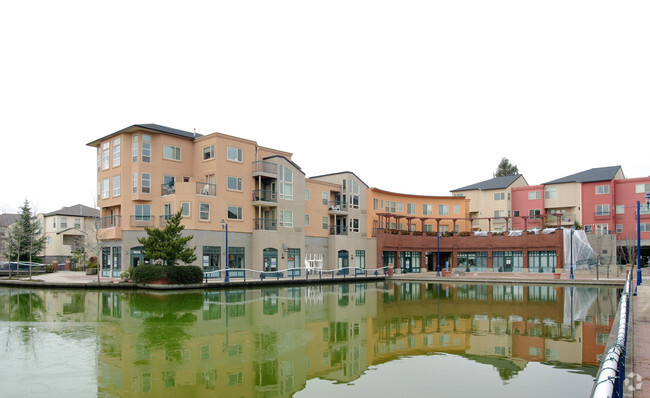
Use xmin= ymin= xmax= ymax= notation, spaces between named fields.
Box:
xmin=437 ymin=232 xmax=441 ymax=277
xmin=570 ymin=227 xmax=575 ymax=280
xmin=636 ymin=192 xmax=650 ymax=289
xmin=221 ymin=219 xmax=230 ymax=283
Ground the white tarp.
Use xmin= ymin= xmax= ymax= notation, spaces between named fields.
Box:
xmin=563 ymin=228 xmax=597 ymax=269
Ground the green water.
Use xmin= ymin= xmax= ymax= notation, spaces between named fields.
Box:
xmin=0 ymin=282 xmax=618 ymax=397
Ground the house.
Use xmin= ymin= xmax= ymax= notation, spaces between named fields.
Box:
xmin=39 ymin=204 xmax=100 ymax=266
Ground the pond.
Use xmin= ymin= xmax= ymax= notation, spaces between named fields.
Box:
xmin=0 ymin=282 xmax=618 ymax=397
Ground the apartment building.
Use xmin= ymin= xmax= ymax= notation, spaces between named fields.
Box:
xmin=39 ymin=204 xmax=100 ymax=266
xmin=450 ymin=175 xmax=528 ymax=232
xmin=87 ymin=124 xmax=376 ymax=276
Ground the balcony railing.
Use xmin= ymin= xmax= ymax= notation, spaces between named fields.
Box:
xmin=97 ymin=215 xmax=121 ymax=229
xmin=255 ymin=218 xmax=277 ymax=231
xmin=328 ymin=201 xmax=348 ymax=212
xmin=196 ymin=182 xmax=216 ymax=196
xmin=330 ymin=225 xmax=348 ymax=236
xmin=159 ymin=214 xmax=174 ymax=226
xmin=130 ymin=215 xmax=154 ymax=227
xmin=252 ymin=190 xmax=277 ymax=203
xmin=252 ymin=161 xmax=278 ymax=176
xmin=161 ymin=184 xmax=175 ymax=196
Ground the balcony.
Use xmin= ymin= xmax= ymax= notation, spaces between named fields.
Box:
xmin=159 ymin=214 xmax=174 ymax=227
xmin=330 ymin=225 xmax=348 ymax=236
xmin=252 ymin=190 xmax=277 ymax=206
xmin=97 ymin=215 xmax=122 ymax=229
xmin=196 ymin=182 xmax=216 ymax=196
xmin=252 ymin=161 xmax=278 ymax=177
xmin=328 ymin=201 xmax=348 ymax=215
xmin=255 ymin=218 xmax=277 ymax=231
xmin=130 ymin=215 xmax=154 ymax=227
xmin=161 ymin=183 xmax=175 ymax=196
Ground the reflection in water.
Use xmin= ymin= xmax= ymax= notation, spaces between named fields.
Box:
xmin=0 ymin=282 xmax=619 ymax=397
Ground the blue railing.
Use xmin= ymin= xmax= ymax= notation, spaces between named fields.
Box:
xmin=204 ymin=266 xmax=389 ymax=282
xmin=591 ymin=269 xmax=632 ymax=398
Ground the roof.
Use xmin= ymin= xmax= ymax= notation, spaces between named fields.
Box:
xmin=263 ymin=155 xmax=305 ymax=175
xmin=44 ymin=204 xmax=99 ymax=218
xmin=0 ymin=214 xmax=20 ymax=228
xmin=451 ymin=174 xmax=524 ymax=192
xmin=309 ymin=171 xmax=369 ymax=188
xmin=544 ymin=166 xmax=623 ymax=185
xmin=87 ymin=123 xmax=200 ymax=146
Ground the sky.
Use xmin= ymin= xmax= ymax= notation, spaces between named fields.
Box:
xmin=1 ymin=1 xmax=649 ymax=214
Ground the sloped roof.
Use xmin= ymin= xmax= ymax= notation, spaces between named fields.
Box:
xmin=87 ymin=123 xmax=200 ymax=146
xmin=0 ymin=214 xmax=20 ymax=228
xmin=544 ymin=166 xmax=622 ymax=184
xmin=44 ymin=204 xmax=99 ymax=218
xmin=451 ymin=174 xmax=524 ymax=192
xmin=309 ymin=171 xmax=369 ymax=189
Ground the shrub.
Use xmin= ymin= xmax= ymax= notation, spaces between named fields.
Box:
xmin=44 ymin=264 xmax=54 ymax=273
xmin=459 ymin=231 xmax=471 ymax=237
xmin=133 ymin=264 xmax=167 ymax=284
xmin=165 ymin=265 xmax=204 ymax=284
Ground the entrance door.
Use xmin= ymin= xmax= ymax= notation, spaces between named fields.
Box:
xmin=131 ymin=247 xmax=145 ymax=268
xmin=263 ymin=248 xmax=278 ymax=272
xmin=338 ymin=250 xmax=349 ymax=274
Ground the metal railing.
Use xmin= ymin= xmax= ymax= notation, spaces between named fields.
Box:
xmin=591 ymin=270 xmax=632 ymax=398
xmin=161 ymin=184 xmax=175 ymax=196
xmin=254 ymin=218 xmax=277 ymax=231
xmin=130 ymin=215 xmax=154 ymax=227
xmin=196 ymin=182 xmax=216 ymax=196
xmin=329 ymin=225 xmax=348 ymax=235
xmin=97 ymin=215 xmax=121 ymax=229
xmin=204 ymin=266 xmax=389 ymax=282
xmin=252 ymin=189 xmax=277 ymax=203
xmin=328 ymin=201 xmax=347 ymax=212
xmin=252 ymin=160 xmax=278 ymax=175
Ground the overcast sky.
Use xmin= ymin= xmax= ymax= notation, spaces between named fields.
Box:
xmin=1 ymin=1 xmax=648 ymax=214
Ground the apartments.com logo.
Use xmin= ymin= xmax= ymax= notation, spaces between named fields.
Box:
xmin=624 ymin=372 xmax=643 ymax=392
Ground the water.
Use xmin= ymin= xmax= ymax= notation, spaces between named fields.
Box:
xmin=0 ymin=282 xmax=619 ymax=397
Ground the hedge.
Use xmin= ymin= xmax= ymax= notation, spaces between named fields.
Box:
xmin=132 ymin=264 xmax=204 ymax=285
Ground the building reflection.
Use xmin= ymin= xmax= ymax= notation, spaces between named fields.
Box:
xmin=0 ymin=282 xmax=618 ymax=396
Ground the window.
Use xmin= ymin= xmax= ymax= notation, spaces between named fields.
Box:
xmin=596 ymin=204 xmax=610 ymax=216
xmin=545 ymin=186 xmax=556 ymax=199
xmin=407 ymin=203 xmax=416 ymax=215
xmin=596 ymin=185 xmax=609 ymax=195
xmin=397 ymin=202 xmax=404 ymax=212
xmin=640 ymin=223 xmax=650 ymax=232
xmin=305 ymin=189 xmax=310 ymax=200
xmin=47 ymin=236 xmax=52 ymax=246
xmin=132 ymin=135 xmax=138 ymax=162
xmin=228 ymin=206 xmax=242 ymax=220
xmin=163 ymin=145 xmax=181 ymax=161
xmin=350 ymin=180 xmax=360 ymax=208
xmin=227 ymin=146 xmax=242 ymax=162
xmin=53 ymin=218 xmax=56 ymax=228
xmin=279 ymin=166 xmax=293 ymax=200
xmin=280 ymin=210 xmax=293 ymax=227
xmin=439 ymin=204 xmax=449 ymax=216
xmin=142 ymin=134 xmax=151 ymax=163
xmin=617 ymin=224 xmax=623 ymax=233
xmin=141 ymin=173 xmax=151 ymax=194
xmin=350 ymin=218 xmax=359 ymax=233
xmin=616 ymin=205 xmax=625 ymax=214
xmin=636 ymin=183 xmax=650 ymax=193
xmin=373 ymin=198 xmax=378 ymax=210
xmin=322 ymin=192 xmax=328 ymax=205
xmin=596 ymin=224 xmax=609 ymax=235
xmin=227 ymin=176 xmax=243 ymax=191
xmin=203 ymin=145 xmax=214 ymax=160
xmin=584 ymin=225 xmax=593 ymax=233
xmin=132 ymin=173 xmax=138 ymax=193
xmin=322 ymin=216 xmax=328 ymax=230
xmin=75 ymin=218 xmax=81 ymax=229
xmin=494 ymin=210 xmax=505 ymax=217
xmin=61 ymin=217 xmax=67 ymax=228
xmin=96 ymin=148 xmax=100 ymax=172
xmin=305 ymin=214 xmax=310 ymax=226
xmin=202 ymin=246 xmax=220 ymax=271
xmin=528 ymin=191 xmax=541 ymax=200
xmin=102 ymin=142 xmax=110 ymax=170
xmin=454 ymin=204 xmax=460 ymax=214
xmin=529 ymin=209 xmax=541 ymax=216
xmin=181 ymin=202 xmax=190 ymax=217
xmin=113 ymin=175 xmax=120 ymax=196
xmin=135 ymin=204 xmax=151 ymax=221
xmin=163 ymin=203 xmax=173 ymax=219
xmin=390 ymin=202 xmax=396 ymax=213
xmin=355 ymin=250 xmax=366 ymax=269
xmin=494 ymin=192 xmax=505 ymax=200
xmin=200 ymin=203 xmax=210 ymax=221
xmin=423 ymin=204 xmax=432 ymax=215
xmin=513 ymin=210 xmax=520 ymax=217
xmin=102 ymin=178 xmax=110 ymax=198
xmin=113 ymin=138 xmax=121 ymax=167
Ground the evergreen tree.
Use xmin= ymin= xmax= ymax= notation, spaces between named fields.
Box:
xmin=137 ymin=210 xmax=196 ymax=266
xmin=494 ymin=157 xmax=519 ymax=177
xmin=3 ymin=200 xmax=46 ymax=262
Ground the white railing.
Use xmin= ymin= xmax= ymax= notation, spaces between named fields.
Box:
xmin=203 ymin=266 xmax=389 ymax=282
